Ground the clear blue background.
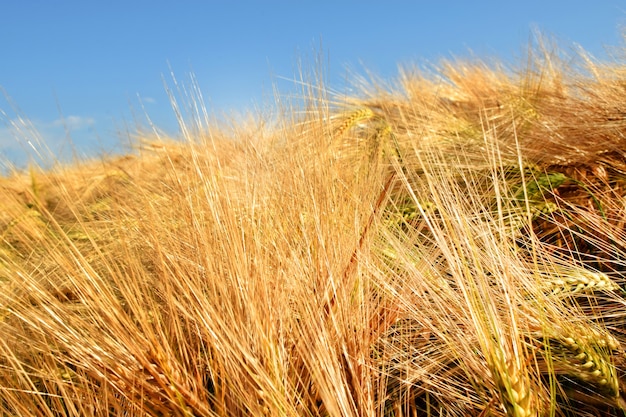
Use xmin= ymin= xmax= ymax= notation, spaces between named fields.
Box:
xmin=1 ymin=1 xmax=625 ymax=167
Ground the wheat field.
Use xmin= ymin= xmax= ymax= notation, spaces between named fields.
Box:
xmin=2 ymin=38 xmax=626 ymax=416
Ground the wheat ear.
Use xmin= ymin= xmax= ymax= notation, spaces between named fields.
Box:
xmin=542 ymin=269 xmax=619 ymax=295
xmin=558 ymin=335 xmax=620 ymax=398
xmin=536 ymin=328 xmax=622 ymax=401
xmin=491 ymin=350 xmax=538 ymax=417
xmin=333 ymin=107 xmax=376 ymax=138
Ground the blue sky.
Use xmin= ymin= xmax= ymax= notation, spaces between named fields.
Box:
xmin=1 ymin=1 xmax=625 ymax=168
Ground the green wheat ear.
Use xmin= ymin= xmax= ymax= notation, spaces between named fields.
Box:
xmin=514 ymin=171 xmax=567 ymax=202
xmin=558 ymin=336 xmax=620 ymax=398
xmin=532 ymin=324 xmax=622 ymax=406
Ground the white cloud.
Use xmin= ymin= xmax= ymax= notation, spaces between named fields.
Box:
xmin=142 ymin=97 xmax=157 ymax=104
xmin=0 ymin=122 xmax=47 ymax=170
xmin=0 ymin=116 xmax=45 ymax=152
xmin=50 ymin=115 xmax=96 ymax=130
xmin=0 ymin=114 xmax=99 ymax=169
xmin=0 ymin=126 xmax=19 ymax=148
